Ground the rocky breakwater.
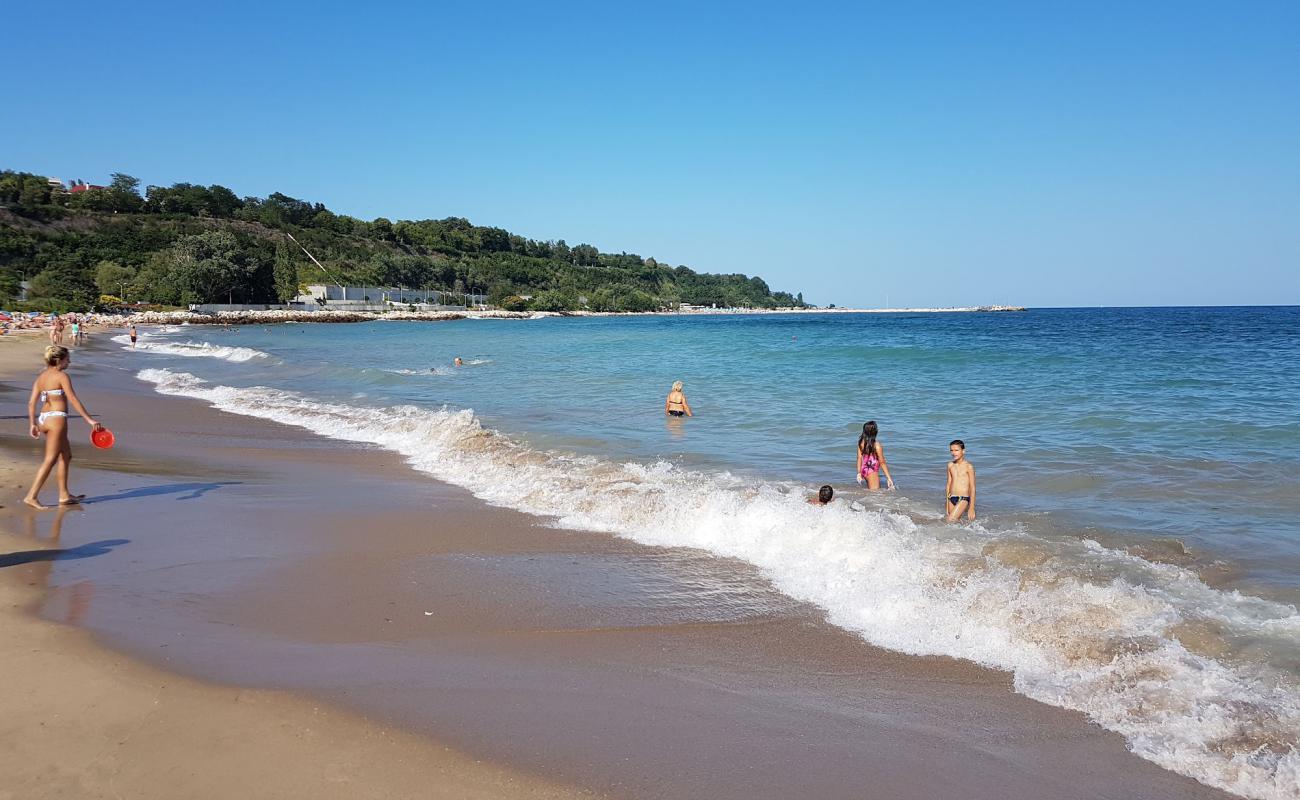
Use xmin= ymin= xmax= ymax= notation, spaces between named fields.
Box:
xmin=106 ymin=308 xmax=540 ymax=326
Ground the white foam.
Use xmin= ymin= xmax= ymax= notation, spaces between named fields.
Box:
xmin=113 ymin=335 xmax=271 ymax=363
xmin=136 ymin=367 xmax=1300 ymax=800
xmin=384 ymin=367 xmax=455 ymax=376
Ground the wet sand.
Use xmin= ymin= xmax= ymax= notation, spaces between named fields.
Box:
xmin=0 ymin=332 xmax=1237 ymax=800
xmin=0 ymin=335 xmax=596 ymax=800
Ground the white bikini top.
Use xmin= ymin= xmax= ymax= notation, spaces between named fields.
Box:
xmin=39 ymin=388 xmax=64 ymax=403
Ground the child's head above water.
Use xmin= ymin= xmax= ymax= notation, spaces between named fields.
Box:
xmin=818 ymin=485 xmax=834 ymax=504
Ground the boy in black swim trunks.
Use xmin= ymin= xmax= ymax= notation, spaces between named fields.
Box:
xmin=945 ymin=440 xmax=976 ymax=522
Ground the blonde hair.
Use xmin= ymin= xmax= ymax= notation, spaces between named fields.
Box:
xmin=671 ymin=380 xmax=683 ymax=392
xmin=43 ymin=345 xmax=69 ymax=366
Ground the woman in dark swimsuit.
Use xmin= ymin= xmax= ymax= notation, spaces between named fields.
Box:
xmin=665 ymin=380 xmax=693 ymax=417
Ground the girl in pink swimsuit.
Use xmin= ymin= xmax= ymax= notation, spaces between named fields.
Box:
xmin=856 ymin=420 xmax=896 ymax=491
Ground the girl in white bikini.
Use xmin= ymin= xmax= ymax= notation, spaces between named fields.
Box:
xmin=24 ymin=346 xmax=103 ymax=510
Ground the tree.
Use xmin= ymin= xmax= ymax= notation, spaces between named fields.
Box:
xmin=0 ymin=268 xmax=21 ymax=304
xmin=28 ymin=261 xmax=99 ymax=309
xmin=18 ymin=176 xmax=51 ymax=209
xmin=108 ymin=173 xmax=144 ymax=212
xmin=94 ymin=260 xmax=137 ymax=298
xmin=129 ymin=252 xmax=181 ymax=305
xmin=590 ymin=284 xmax=658 ymax=312
xmin=479 ymin=226 xmax=511 ymax=252
xmin=110 ymin=173 xmax=140 ymax=195
xmin=206 ymin=185 xmax=242 ymax=217
xmin=2 ymin=167 xmax=810 ymax=312
xmin=273 ymin=240 xmax=299 ymax=303
xmin=530 ymin=289 xmax=578 ymax=312
xmin=166 ymin=231 xmax=260 ymax=304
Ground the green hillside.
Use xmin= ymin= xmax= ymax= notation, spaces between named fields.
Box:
xmin=0 ymin=170 xmax=806 ymax=313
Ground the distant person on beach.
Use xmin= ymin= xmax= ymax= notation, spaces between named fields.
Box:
xmin=24 ymin=346 xmax=104 ymax=510
xmin=129 ymin=323 xmax=138 ymax=349
xmin=856 ymin=420 xmax=895 ymax=490
xmin=808 ymin=485 xmax=835 ymax=505
xmin=945 ymin=439 xmax=976 ymax=522
xmin=665 ymin=380 xmax=693 ymax=417
xmin=70 ymin=320 xmax=81 ymax=345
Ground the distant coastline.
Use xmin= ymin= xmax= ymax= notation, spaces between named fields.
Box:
xmin=666 ymin=304 xmax=1027 ymax=315
xmin=9 ymin=304 xmax=1027 ymax=329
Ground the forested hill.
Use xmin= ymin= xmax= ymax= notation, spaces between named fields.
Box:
xmin=0 ymin=170 xmax=807 ymax=313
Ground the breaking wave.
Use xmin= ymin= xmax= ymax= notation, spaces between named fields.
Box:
xmin=112 ymin=335 xmax=271 ymax=363
xmin=136 ymin=366 xmax=1300 ymax=800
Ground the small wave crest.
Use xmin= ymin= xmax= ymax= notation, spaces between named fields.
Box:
xmin=113 ymin=335 xmax=271 ymax=363
xmin=135 ymin=366 xmax=1300 ymax=800
xmin=384 ymin=367 xmax=455 ymax=376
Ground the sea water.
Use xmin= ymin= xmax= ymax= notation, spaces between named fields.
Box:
xmin=111 ymin=308 xmax=1300 ymax=800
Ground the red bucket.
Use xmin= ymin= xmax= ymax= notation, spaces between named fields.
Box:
xmin=91 ymin=428 xmax=115 ymax=449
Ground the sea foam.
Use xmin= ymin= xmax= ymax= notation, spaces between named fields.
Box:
xmin=112 ymin=335 xmax=271 ymax=363
xmin=136 ymin=366 xmax=1300 ymax=800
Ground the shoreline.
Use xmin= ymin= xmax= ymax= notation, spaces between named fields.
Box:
xmin=11 ymin=304 xmax=1027 ymax=329
xmin=0 ymin=334 xmax=1239 ymax=800
xmin=0 ymin=335 xmax=599 ymax=800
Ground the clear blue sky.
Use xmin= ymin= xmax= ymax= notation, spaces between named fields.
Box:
xmin=5 ymin=1 xmax=1297 ymax=308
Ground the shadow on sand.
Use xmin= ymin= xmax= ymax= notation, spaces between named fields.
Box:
xmin=0 ymin=539 xmax=131 ymax=569
xmin=82 ymin=482 xmax=242 ymax=504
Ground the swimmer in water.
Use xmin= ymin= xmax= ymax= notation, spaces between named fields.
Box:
xmin=855 ymin=420 xmax=896 ymax=490
xmin=945 ymin=439 xmax=976 ymax=522
xmin=665 ymin=380 xmax=693 ymax=417
xmin=454 ymin=357 xmax=464 ymax=367
xmin=808 ymin=484 xmax=834 ymax=505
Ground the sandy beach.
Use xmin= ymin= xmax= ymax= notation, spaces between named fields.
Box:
xmin=0 ymin=335 xmax=597 ymax=800
xmin=0 ymin=330 xmax=1238 ymax=800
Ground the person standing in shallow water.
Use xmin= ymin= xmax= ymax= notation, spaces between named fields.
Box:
xmin=945 ymin=439 xmax=976 ymax=522
xmin=665 ymin=380 xmax=693 ymax=417
xmin=855 ymin=420 xmax=896 ymax=490
xmin=25 ymin=346 xmax=104 ymax=510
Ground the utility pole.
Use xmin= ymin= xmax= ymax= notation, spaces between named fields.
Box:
xmin=285 ymin=231 xmax=344 ymax=293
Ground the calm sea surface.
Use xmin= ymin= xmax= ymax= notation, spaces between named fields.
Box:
xmin=112 ymin=307 xmax=1300 ymax=800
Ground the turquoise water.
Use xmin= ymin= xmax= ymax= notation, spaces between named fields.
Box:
xmin=128 ymin=307 xmax=1300 ymax=587
xmin=113 ymin=307 xmax=1300 ymax=799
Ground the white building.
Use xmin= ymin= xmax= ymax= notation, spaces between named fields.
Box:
xmin=298 ymin=285 xmax=486 ymax=309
